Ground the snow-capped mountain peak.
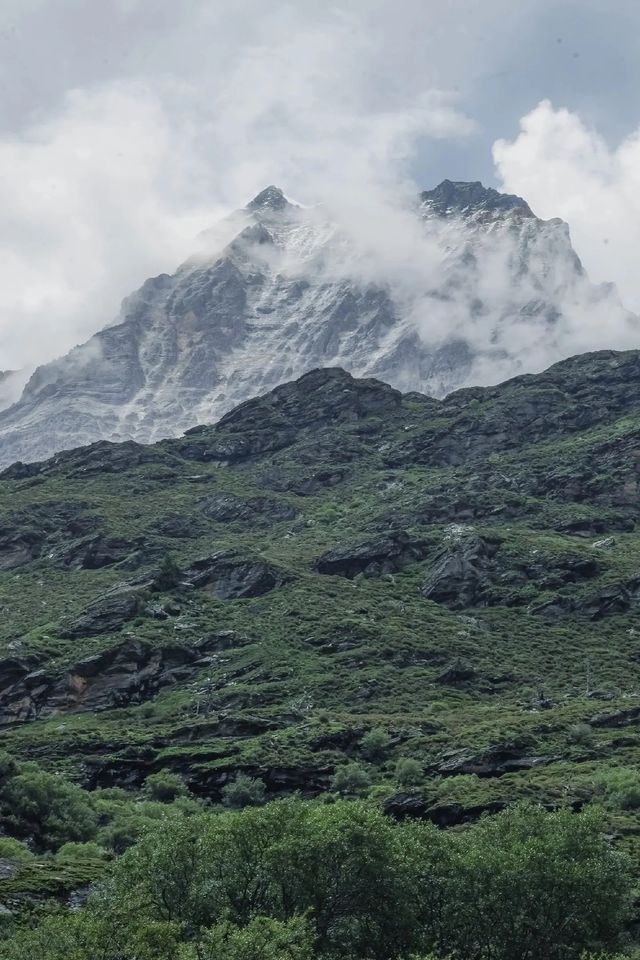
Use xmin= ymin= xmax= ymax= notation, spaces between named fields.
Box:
xmin=0 ymin=180 xmax=635 ymax=467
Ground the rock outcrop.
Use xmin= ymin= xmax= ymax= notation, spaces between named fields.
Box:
xmin=316 ymin=531 xmax=423 ymax=579
xmin=0 ymin=634 xmax=248 ymax=725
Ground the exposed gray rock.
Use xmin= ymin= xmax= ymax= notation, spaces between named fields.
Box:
xmin=59 ymin=582 xmax=147 ymax=639
xmin=199 ymin=493 xmax=296 ymax=525
xmin=184 ymin=552 xmax=291 ymax=599
xmin=383 ymin=793 xmax=507 ymax=824
xmin=260 ymin=467 xmax=348 ymax=496
xmin=315 ymin=531 xmax=423 ymax=579
xmin=154 ymin=512 xmax=209 ymax=539
xmin=422 ymin=533 xmax=500 ymax=608
xmin=0 ymin=634 xmax=250 ymax=724
xmin=436 ymin=658 xmax=478 ymax=685
xmin=437 ymin=742 xmax=555 ymax=777
xmin=51 ymin=535 xmax=151 ymax=570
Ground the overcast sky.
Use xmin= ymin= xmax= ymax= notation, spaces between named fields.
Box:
xmin=1 ymin=0 xmax=640 ymax=371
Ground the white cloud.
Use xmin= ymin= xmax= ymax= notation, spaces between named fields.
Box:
xmin=4 ymin=1 xmax=636 ymax=398
xmin=0 ymin=81 xmax=218 ymax=373
xmin=493 ymin=99 xmax=640 ymax=313
xmin=0 ymin=2 xmax=475 ymax=375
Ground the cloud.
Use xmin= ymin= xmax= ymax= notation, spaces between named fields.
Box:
xmin=2 ymin=1 xmax=637 ymax=401
xmin=0 ymin=81 xmax=218 ymax=373
xmin=493 ymin=100 xmax=640 ymax=313
xmin=0 ymin=2 xmax=477 ymax=377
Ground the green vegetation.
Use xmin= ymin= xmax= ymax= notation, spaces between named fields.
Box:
xmin=2 ymin=354 xmax=640 ymax=952
xmin=0 ymin=800 xmax=631 ymax=960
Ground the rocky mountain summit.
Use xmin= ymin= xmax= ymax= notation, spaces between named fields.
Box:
xmin=0 ymin=180 xmax=634 ymax=467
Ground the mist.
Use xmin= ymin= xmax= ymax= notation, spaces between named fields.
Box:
xmin=1 ymin=0 xmax=639 ymax=387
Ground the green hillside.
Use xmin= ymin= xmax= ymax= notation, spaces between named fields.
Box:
xmin=2 ymin=349 xmax=640 ymax=952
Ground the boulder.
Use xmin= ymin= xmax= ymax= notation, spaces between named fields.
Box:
xmin=260 ymin=467 xmax=348 ymax=496
xmin=0 ymin=528 xmax=43 ymax=569
xmin=437 ymin=742 xmax=555 ymax=777
xmin=592 ymin=537 xmax=616 ymax=550
xmin=198 ymin=493 xmax=296 ymax=525
xmin=383 ymin=794 xmax=507 ymax=825
xmin=51 ymin=535 xmax=148 ymax=570
xmin=590 ymin=706 xmax=640 ymax=728
xmin=154 ymin=512 xmax=209 ymax=539
xmin=59 ymin=583 xmax=146 ymax=639
xmin=316 ymin=531 xmax=422 ymax=579
xmin=422 ymin=533 xmax=500 ymax=608
xmin=184 ymin=552 xmax=291 ymax=599
xmin=436 ymin=658 xmax=478 ymax=685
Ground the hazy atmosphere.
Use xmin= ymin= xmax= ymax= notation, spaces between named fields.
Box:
xmin=6 ymin=6 xmax=640 ymax=960
xmin=1 ymin=0 xmax=640 ymax=373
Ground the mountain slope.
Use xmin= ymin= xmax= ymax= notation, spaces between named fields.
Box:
xmin=0 ymin=180 xmax=633 ymax=467
xmin=2 ymin=349 xmax=640 ymax=841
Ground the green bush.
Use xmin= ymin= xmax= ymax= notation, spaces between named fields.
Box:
xmin=395 ymin=757 xmax=423 ymax=787
xmin=0 ymin=768 xmax=99 ymax=850
xmin=331 ymin=762 xmax=371 ymax=795
xmin=55 ymin=841 xmax=109 ymax=862
xmin=0 ymin=800 xmax=631 ymax=960
xmin=568 ymin=722 xmax=594 ymax=745
xmin=594 ymin=767 xmax=640 ymax=811
xmin=360 ymin=727 xmax=391 ymax=762
xmin=144 ymin=769 xmax=189 ymax=803
xmin=0 ymin=836 xmax=34 ymax=862
xmin=221 ymin=774 xmax=266 ymax=809
xmin=185 ymin=916 xmax=315 ymax=960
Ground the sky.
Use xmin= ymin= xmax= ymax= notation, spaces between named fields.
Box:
xmin=1 ymin=0 xmax=640 ymax=373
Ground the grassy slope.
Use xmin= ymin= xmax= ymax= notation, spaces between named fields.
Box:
xmin=1 ymin=351 xmax=640 ymax=856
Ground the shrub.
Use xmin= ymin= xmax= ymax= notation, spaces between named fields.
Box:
xmin=55 ymin=841 xmax=109 ymax=862
xmin=360 ymin=727 xmax=391 ymax=761
xmin=144 ymin=769 xmax=188 ymax=803
xmin=568 ymin=722 xmax=594 ymax=745
xmin=191 ymin=916 xmax=315 ymax=960
xmin=0 ymin=769 xmax=99 ymax=850
xmin=594 ymin=767 xmax=640 ymax=811
xmin=395 ymin=757 xmax=423 ymax=787
xmin=331 ymin=762 xmax=371 ymax=795
xmin=221 ymin=774 xmax=266 ymax=809
xmin=154 ymin=553 xmax=181 ymax=591
xmin=0 ymin=836 xmax=34 ymax=862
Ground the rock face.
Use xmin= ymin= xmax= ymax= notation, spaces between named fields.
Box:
xmin=315 ymin=531 xmax=423 ymax=579
xmin=0 ymin=635 xmax=246 ymax=725
xmin=198 ymin=493 xmax=296 ymax=525
xmin=437 ymin=743 xmax=555 ymax=777
xmin=422 ymin=532 xmax=500 ymax=608
xmin=183 ymin=552 xmax=291 ymax=599
xmin=0 ymin=179 xmax=634 ymax=467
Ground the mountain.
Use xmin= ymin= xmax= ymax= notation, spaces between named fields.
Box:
xmin=0 ymin=180 xmax=634 ymax=467
xmin=2 ymin=349 xmax=640 ymax=810
xmin=3 ymin=349 xmax=640 ymax=909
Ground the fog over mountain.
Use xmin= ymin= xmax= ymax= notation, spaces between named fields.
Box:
xmin=0 ymin=178 xmax=634 ymax=467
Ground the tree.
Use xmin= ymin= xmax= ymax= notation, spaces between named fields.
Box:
xmin=190 ymin=916 xmax=315 ymax=960
xmin=1 ymin=768 xmax=99 ymax=849
xmin=331 ymin=762 xmax=371 ymax=795
xmin=442 ymin=804 xmax=630 ymax=960
xmin=154 ymin=553 xmax=181 ymax=591
xmin=360 ymin=727 xmax=391 ymax=761
xmin=395 ymin=757 xmax=423 ymax=787
xmin=221 ymin=773 xmax=266 ymax=809
xmin=144 ymin=769 xmax=189 ymax=803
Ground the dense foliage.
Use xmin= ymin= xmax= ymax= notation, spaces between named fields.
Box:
xmin=1 ymin=799 xmax=631 ymax=960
